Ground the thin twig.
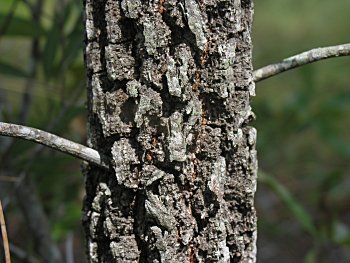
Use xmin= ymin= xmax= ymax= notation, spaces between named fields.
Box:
xmin=0 ymin=122 xmax=109 ymax=170
xmin=0 ymin=200 xmax=11 ymax=263
xmin=0 ymin=176 xmax=19 ymax=183
xmin=14 ymin=81 xmax=86 ymax=164
xmin=253 ymin=43 xmax=350 ymax=82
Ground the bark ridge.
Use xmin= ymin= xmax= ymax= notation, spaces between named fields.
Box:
xmin=83 ymin=0 xmax=257 ymax=262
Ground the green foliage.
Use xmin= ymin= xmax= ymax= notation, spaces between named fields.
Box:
xmin=0 ymin=0 xmax=86 ymax=256
xmin=0 ymin=13 xmax=46 ymax=37
xmin=0 ymin=60 xmax=29 ymax=78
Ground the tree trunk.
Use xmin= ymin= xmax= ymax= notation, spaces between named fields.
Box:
xmin=83 ymin=0 xmax=257 ymax=262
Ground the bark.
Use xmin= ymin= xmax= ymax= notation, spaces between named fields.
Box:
xmin=83 ymin=0 xmax=257 ymax=262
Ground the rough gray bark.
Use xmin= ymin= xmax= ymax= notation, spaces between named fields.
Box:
xmin=83 ymin=0 xmax=257 ymax=262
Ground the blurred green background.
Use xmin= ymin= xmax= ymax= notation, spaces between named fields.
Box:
xmin=254 ymin=0 xmax=350 ymax=262
xmin=0 ymin=0 xmax=349 ymax=262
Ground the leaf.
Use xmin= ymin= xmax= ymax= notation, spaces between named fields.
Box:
xmin=259 ymin=171 xmax=318 ymax=238
xmin=0 ymin=13 xmax=45 ymax=37
xmin=0 ymin=60 xmax=28 ymax=78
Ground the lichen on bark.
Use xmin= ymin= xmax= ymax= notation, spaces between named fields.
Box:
xmin=83 ymin=0 xmax=257 ymax=262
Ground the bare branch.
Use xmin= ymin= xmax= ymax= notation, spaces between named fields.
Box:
xmin=253 ymin=43 xmax=350 ymax=82
xmin=0 ymin=122 xmax=109 ymax=170
xmin=0 ymin=200 xmax=11 ymax=263
xmin=0 ymin=176 xmax=19 ymax=183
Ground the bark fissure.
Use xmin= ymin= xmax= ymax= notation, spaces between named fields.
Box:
xmin=84 ymin=0 xmax=256 ymax=262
